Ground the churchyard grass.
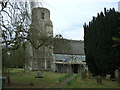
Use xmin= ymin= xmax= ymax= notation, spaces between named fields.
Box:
xmin=57 ymin=73 xmax=73 ymax=83
xmin=64 ymin=76 xmax=118 ymax=88
xmin=9 ymin=68 xmax=67 ymax=88
xmin=63 ymin=74 xmax=80 ymax=88
xmin=5 ymin=68 xmax=118 ymax=88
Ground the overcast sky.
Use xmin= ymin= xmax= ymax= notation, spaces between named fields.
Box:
xmin=13 ymin=0 xmax=119 ymax=40
xmin=39 ymin=0 xmax=119 ymax=40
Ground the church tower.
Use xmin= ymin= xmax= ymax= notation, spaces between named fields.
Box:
xmin=26 ymin=7 xmax=53 ymax=71
xmin=31 ymin=7 xmax=53 ymax=37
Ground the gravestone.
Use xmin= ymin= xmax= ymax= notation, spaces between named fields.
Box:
xmin=96 ymin=76 xmax=102 ymax=84
xmin=115 ymin=69 xmax=120 ymax=87
xmin=35 ymin=72 xmax=43 ymax=78
xmin=106 ymin=74 xmax=111 ymax=80
xmin=115 ymin=69 xmax=119 ymax=81
xmin=86 ymin=71 xmax=91 ymax=79
xmin=81 ymin=70 xmax=86 ymax=80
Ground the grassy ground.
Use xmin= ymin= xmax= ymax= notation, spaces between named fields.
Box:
xmin=7 ymin=68 xmax=67 ymax=88
xmin=64 ymin=77 xmax=118 ymax=88
xmin=4 ymin=68 xmax=118 ymax=88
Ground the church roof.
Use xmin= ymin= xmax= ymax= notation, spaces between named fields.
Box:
xmin=53 ymin=39 xmax=84 ymax=55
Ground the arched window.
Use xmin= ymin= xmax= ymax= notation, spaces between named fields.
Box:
xmin=41 ymin=12 xmax=44 ymax=19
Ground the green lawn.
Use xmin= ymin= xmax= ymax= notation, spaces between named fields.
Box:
xmin=64 ymin=77 xmax=118 ymax=88
xmin=9 ymin=68 xmax=67 ymax=88
xmin=5 ymin=68 xmax=118 ymax=88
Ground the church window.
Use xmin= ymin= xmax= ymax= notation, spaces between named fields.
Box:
xmin=41 ymin=12 xmax=44 ymax=19
xmin=47 ymin=61 xmax=51 ymax=68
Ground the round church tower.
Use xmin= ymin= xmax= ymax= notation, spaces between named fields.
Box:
xmin=32 ymin=7 xmax=51 ymax=21
xmin=26 ymin=7 xmax=53 ymax=71
xmin=31 ymin=7 xmax=53 ymax=36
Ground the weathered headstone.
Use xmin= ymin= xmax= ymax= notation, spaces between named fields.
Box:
xmin=115 ymin=69 xmax=120 ymax=82
xmin=81 ymin=70 xmax=86 ymax=80
xmin=115 ymin=69 xmax=120 ymax=87
xmin=96 ymin=76 xmax=102 ymax=84
xmin=35 ymin=72 xmax=43 ymax=78
xmin=106 ymin=74 xmax=111 ymax=80
xmin=86 ymin=71 xmax=91 ymax=79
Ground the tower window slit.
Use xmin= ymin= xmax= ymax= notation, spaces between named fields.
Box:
xmin=41 ymin=12 xmax=44 ymax=19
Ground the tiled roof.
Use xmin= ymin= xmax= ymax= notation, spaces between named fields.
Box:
xmin=53 ymin=39 xmax=84 ymax=55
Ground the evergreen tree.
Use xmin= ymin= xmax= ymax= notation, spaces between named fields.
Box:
xmin=84 ymin=8 xmax=120 ymax=76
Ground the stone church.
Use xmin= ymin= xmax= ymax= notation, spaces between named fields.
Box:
xmin=25 ymin=7 xmax=86 ymax=73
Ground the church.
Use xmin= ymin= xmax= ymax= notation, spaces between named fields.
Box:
xmin=25 ymin=7 xmax=86 ymax=73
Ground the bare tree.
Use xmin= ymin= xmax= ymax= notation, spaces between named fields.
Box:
xmin=1 ymin=1 xmax=31 ymax=49
xmin=1 ymin=0 xmax=53 ymax=80
xmin=0 ymin=0 xmax=31 ymax=85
